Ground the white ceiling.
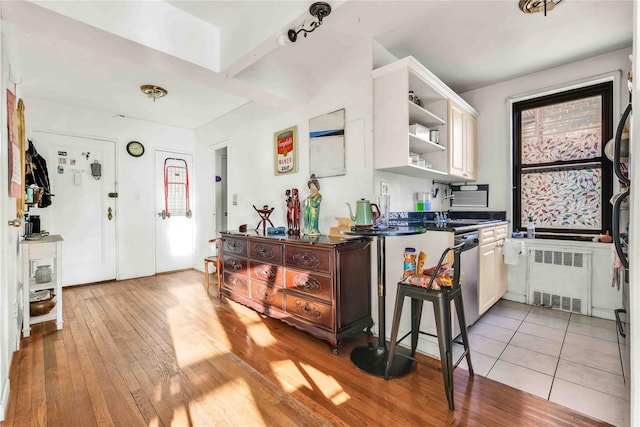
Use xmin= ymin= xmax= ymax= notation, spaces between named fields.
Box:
xmin=0 ymin=0 xmax=633 ymax=130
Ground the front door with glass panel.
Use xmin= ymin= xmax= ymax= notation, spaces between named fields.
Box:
xmin=155 ymin=150 xmax=194 ymax=273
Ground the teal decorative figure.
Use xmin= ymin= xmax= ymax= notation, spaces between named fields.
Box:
xmin=303 ymin=174 xmax=322 ymax=235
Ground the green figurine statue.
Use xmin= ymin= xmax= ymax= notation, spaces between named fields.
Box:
xmin=303 ymin=174 xmax=322 ymax=235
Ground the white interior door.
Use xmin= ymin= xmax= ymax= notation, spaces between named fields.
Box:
xmin=155 ymin=150 xmax=194 ymax=273
xmin=31 ymin=131 xmax=117 ymax=286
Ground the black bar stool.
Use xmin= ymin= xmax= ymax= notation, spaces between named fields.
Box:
xmin=384 ymin=242 xmax=473 ymax=410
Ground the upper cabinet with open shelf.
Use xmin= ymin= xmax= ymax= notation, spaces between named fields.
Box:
xmin=372 ymin=56 xmax=479 ymax=182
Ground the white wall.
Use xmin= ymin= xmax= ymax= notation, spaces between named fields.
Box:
xmin=461 ymin=48 xmax=632 ymax=218
xmin=22 ymin=98 xmax=196 ymax=279
xmin=505 ymin=239 xmax=621 ymax=320
xmin=0 ymin=18 xmax=20 ymax=420
xmin=193 ymin=38 xmax=375 ymax=265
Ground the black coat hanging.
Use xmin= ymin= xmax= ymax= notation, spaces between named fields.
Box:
xmin=25 ymin=139 xmax=52 ymax=208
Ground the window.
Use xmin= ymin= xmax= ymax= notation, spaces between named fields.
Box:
xmin=512 ymin=82 xmax=613 ymax=236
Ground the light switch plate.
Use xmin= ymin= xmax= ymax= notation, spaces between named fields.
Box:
xmin=380 ymin=182 xmax=389 ymax=195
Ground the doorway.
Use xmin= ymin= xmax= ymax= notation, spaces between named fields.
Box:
xmin=155 ymin=150 xmax=194 ymax=273
xmin=31 ymin=130 xmax=117 ymax=286
xmin=213 ymin=145 xmax=228 ymax=237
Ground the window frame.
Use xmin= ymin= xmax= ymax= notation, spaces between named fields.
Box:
xmin=512 ymin=82 xmax=613 ymax=236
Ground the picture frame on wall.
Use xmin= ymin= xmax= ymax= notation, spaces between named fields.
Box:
xmin=274 ymin=125 xmax=298 ymax=175
xmin=309 ymin=108 xmax=345 ymax=178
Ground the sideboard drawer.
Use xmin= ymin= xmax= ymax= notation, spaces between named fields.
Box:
xmin=250 ymin=262 xmax=284 ymax=286
xmin=223 ymin=272 xmax=249 ymax=297
xmin=285 ymin=294 xmax=332 ymax=329
xmin=224 ymin=237 xmax=248 ymax=257
xmin=249 ymin=241 xmax=283 ymax=264
xmin=250 ymin=282 xmax=284 ymax=309
xmin=222 ymin=255 xmax=248 ymax=274
xmin=284 ymin=246 xmax=331 ymax=273
xmin=285 ymin=270 xmax=332 ymax=303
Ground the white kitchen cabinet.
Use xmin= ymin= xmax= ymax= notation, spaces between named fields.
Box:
xmin=372 ymin=56 xmax=478 ymax=182
xmin=448 ymin=101 xmax=477 ymax=181
xmin=20 ymin=235 xmax=63 ymax=337
xmin=478 ymin=224 xmax=508 ymax=315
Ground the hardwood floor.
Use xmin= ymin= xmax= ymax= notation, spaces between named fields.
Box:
xmin=2 ymin=270 xmax=611 ymax=426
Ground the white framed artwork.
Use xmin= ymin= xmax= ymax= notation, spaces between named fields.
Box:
xmin=309 ymin=108 xmax=345 ymax=178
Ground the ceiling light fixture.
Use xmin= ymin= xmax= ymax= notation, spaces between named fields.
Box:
xmin=519 ymin=0 xmax=561 ymax=16
xmin=140 ymin=84 xmax=168 ymax=102
xmin=287 ymin=2 xmax=332 ymax=43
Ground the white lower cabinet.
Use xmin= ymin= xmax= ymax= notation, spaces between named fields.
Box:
xmin=21 ymin=235 xmax=63 ymax=337
xmin=478 ymin=225 xmax=508 ymax=315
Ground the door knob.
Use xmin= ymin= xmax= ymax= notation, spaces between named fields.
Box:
xmin=157 ymin=210 xmax=166 ymax=220
xmin=7 ymin=218 xmax=21 ymax=227
xmin=107 ymin=207 xmax=113 ymax=221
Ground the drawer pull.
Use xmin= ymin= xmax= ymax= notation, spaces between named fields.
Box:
xmin=227 ymin=240 xmax=245 ymax=254
xmin=256 ymin=287 xmax=275 ymax=302
xmin=292 ymin=252 xmax=321 ymax=268
xmin=254 ymin=245 xmax=275 ymax=259
xmin=294 ymin=300 xmax=321 ymax=319
xmin=228 ymin=259 xmax=243 ymax=271
xmin=229 ymin=276 xmax=245 ymax=289
xmin=293 ymin=275 xmax=320 ymax=293
xmin=257 ymin=266 xmax=276 ymax=281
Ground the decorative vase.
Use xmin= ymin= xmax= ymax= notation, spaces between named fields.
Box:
xmin=35 ymin=265 xmax=52 ymax=283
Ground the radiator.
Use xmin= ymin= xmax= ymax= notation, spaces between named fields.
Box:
xmin=527 ymin=248 xmax=592 ymax=315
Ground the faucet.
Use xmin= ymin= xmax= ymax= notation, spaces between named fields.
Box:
xmin=439 ymin=194 xmax=455 ymax=221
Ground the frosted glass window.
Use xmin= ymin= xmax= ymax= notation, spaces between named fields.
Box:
xmin=513 ymin=82 xmax=613 ymax=236
xmin=521 ymin=96 xmax=602 ymax=164
xmin=520 ymin=167 xmax=602 ymax=229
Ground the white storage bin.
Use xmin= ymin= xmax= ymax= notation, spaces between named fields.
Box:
xmin=409 ymin=123 xmax=430 ymax=139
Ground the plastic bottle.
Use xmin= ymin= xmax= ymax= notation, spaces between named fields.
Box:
xmin=424 ymin=193 xmax=431 ymax=211
xmin=527 ymin=216 xmax=535 ymax=239
xmin=403 ymin=247 xmax=417 ymax=279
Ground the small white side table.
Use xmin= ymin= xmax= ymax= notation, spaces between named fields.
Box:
xmin=20 ymin=234 xmax=63 ymax=337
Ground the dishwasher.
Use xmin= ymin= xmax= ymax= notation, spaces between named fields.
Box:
xmin=453 ymin=231 xmax=479 ymax=337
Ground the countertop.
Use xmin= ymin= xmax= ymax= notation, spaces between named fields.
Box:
xmin=221 ymin=230 xmax=369 ymax=245
xmin=389 ymin=210 xmax=508 ymax=234
xmin=390 ymin=219 xmax=508 ymax=234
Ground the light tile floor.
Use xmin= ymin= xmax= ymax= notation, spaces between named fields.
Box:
xmin=456 ymin=299 xmax=630 ymax=426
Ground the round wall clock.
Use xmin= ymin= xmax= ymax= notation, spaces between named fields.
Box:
xmin=126 ymin=141 xmax=145 ymax=157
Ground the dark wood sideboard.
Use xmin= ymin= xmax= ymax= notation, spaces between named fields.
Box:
xmin=220 ymin=231 xmax=372 ymax=354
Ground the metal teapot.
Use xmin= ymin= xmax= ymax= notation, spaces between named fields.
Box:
xmin=346 ymin=198 xmax=380 ymax=226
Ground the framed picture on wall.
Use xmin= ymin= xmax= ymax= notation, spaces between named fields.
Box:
xmin=309 ymin=108 xmax=345 ymax=178
xmin=274 ymin=125 xmax=298 ymax=175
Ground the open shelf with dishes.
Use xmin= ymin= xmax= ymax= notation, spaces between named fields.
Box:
xmin=373 ymin=56 xmax=478 ymax=182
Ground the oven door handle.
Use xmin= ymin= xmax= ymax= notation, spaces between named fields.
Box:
xmin=612 ymin=188 xmax=629 ymax=269
xmin=614 ymin=103 xmax=631 ymax=186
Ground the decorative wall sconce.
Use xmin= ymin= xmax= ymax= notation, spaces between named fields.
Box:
xmin=518 ymin=0 xmax=561 ymax=16
xmin=287 ymin=2 xmax=332 ymax=43
xmin=140 ymin=85 xmax=168 ymax=102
